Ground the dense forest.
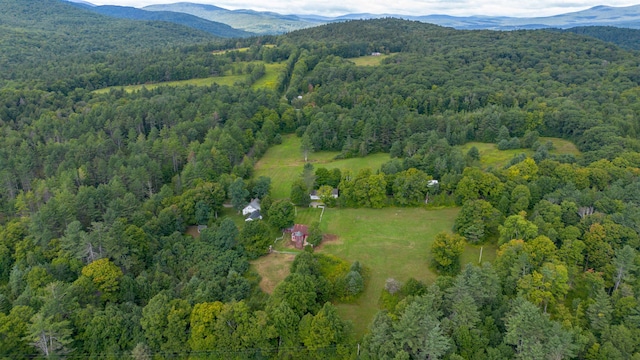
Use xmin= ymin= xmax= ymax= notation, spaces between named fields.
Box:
xmin=3 ymin=2 xmax=640 ymax=358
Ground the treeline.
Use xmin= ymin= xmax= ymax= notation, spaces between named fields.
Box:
xmin=4 ymin=12 xmax=640 ymax=359
xmin=563 ymin=26 xmax=640 ymax=51
xmin=275 ymin=19 xmax=640 ymax=166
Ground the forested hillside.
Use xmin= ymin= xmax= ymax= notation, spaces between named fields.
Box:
xmin=563 ymin=26 xmax=640 ymax=50
xmin=0 ymin=0 xmax=221 ymax=90
xmin=69 ymin=4 xmax=254 ymax=38
xmin=3 ymin=14 xmax=640 ymax=360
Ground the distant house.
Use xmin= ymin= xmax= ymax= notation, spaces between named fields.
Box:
xmin=427 ymin=179 xmax=439 ymax=187
xmin=242 ymin=198 xmax=261 ymax=216
xmin=309 ymin=188 xmax=339 ymax=201
xmin=242 ymin=198 xmax=262 ymax=221
xmin=245 ymin=210 xmax=262 ymax=222
xmin=371 ymin=52 xmax=381 ymax=56
xmin=291 ymin=224 xmax=309 ymax=249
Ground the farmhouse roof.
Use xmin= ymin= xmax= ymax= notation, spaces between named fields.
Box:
xmin=242 ymin=198 xmax=261 ymax=216
xmin=247 ymin=210 xmax=261 ymax=220
xmin=292 ymin=224 xmax=309 ymax=236
xmin=248 ymin=198 xmax=261 ymax=210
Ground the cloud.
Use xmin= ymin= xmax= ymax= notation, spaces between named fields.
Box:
xmin=90 ymin=0 xmax=640 ymax=17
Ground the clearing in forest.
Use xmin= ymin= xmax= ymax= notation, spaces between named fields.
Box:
xmin=252 ymin=206 xmax=498 ymax=337
xmin=252 ymin=253 xmax=296 ymax=294
xmin=93 ymin=62 xmax=284 ymax=93
xmin=254 ymin=135 xmax=390 ymax=199
xmin=348 ymin=53 xmax=393 ymax=66
xmin=458 ymin=137 xmax=579 ymax=169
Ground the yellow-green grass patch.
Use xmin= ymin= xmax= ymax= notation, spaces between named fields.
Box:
xmin=458 ymin=137 xmax=579 ymax=169
xmin=295 ymin=206 xmax=323 ymax=225
xmin=251 ymin=252 xmax=296 ymax=294
xmin=541 ymin=137 xmax=580 ymax=156
xmin=93 ymin=74 xmax=248 ymax=94
xmin=212 ymin=47 xmax=251 ymax=55
xmin=458 ymin=142 xmax=532 ymax=169
xmin=252 ymin=63 xmax=287 ymax=90
xmin=317 ymin=207 xmax=460 ymax=336
xmin=254 ymin=135 xmax=390 ymax=199
xmin=348 ymin=54 xmax=392 ymax=66
xmin=213 ymin=45 xmax=276 ymax=55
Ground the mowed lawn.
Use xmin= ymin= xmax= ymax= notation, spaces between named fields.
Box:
xmin=317 ymin=207 xmax=459 ymax=336
xmin=458 ymin=137 xmax=579 ymax=169
xmin=254 ymin=135 xmax=390 ymax=199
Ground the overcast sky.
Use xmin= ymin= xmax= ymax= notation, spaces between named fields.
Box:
xmin=88 ymin=0 xmax=640 ymax=17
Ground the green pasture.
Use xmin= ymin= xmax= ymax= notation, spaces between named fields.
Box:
xmin=254 ymin=135 xmax=390 ymax=199
xmin=458 ymin=137 xmax=579 ymax=169
xmin=319 ymin=207 xmax=463 ymax=336
xmin=295 ymin=206 xmax=323 ymax=226
xmin=94 ymin=60 xmax=284 ymax=94
xmin=212 ymin=45 xmax=276 ymax=55
xmin=93 ymin=74 xmax=247 ymax=94
xmin=348 ymin=54 xmax=392 ymax=66
xmin=541 ymin=137 xmax=580 ymax=156
xmin=252 ymin=63 xmax=286 ymax=90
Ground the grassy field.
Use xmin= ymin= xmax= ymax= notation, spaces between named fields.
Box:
xmin=252 ymin=253 xmax=296 ymax=293
xmin=254 ymin=135 xmax=390 ymax=199
xmin=252 ymin=206 xmax=498 ymax=337
xmin=542 ymin=137 xmax=580 ymax=156
xmin=319 ymin=207 xmax=462 ymax=336
xmin=93 ymin=75 xmax=248 ymax=94
xmin=348 ymin=54 xmax=392 ymax=66
xmin=94 ymin=60 xmax=284 ymax=94
xmin=252 ymin=63 xmax=286 ymax=90
xmin=458 ymin=137 xmax=579 ymax=169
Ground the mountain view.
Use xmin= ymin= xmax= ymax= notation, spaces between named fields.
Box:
xmin=63 ymin=0 xmax=640 ymax=35
xmin=3 ymin=0 xmax=640 ymax=359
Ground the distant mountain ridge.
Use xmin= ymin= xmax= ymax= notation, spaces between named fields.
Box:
xmin=143 ymin=2 xmax=320 ymax=34
xmin=67 ymin=3 xmax=254 ymax=37
xmin=61 ymin=1 xmax=640 ymax=35
xmin=142 ymin=2 xmax=640 ymax=33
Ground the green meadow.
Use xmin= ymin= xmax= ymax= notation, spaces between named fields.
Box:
xmin=250 ymin=135 xmax=511 ymax=335
xmin=254 ymin=135 xmax=390 ymax=199
xmin=319 ymin=207 xmax=498 ymax=336
xmin=458 ymin=137 xmax=579 ymax=169
xmin=94 ymin=62 xmax=285 ymax=94
xmin=348 ymin=53 xmax=393 ymax=66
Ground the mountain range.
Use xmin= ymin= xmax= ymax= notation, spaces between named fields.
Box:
xmin=63 ymin=1 xmax=640 ymax=36
xmin=70 ymin=3 xmax=253 ymax=37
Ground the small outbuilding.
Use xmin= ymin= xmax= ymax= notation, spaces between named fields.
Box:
xmin=291 ymin=224 xmax=309 ymax=249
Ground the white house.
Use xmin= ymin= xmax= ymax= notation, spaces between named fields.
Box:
xmin=245 ymin=210 xmax=262 ymax=222
xmin=309 ymin=188 xmax=339 ymax=201
xmin=242 ymin=198 xmax=261 ymax=216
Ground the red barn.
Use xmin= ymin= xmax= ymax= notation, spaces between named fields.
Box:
xmin=291 ymin=224 xmax=309 ymax=249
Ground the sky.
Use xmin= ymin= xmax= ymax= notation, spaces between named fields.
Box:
xmin=87 ymin=0 xmax=640 ymax=17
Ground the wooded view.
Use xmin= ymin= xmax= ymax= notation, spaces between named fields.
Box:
xmin=2 ymin=1 xmax=640 ymax=359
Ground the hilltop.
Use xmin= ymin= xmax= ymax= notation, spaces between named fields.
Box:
xmin=68 ymin=3 xmax=254 ymax=38
xmin=143 ymin=2 xmax=319 ymax=34
xmin=0 ymin=0 xmax=220 ymax=89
